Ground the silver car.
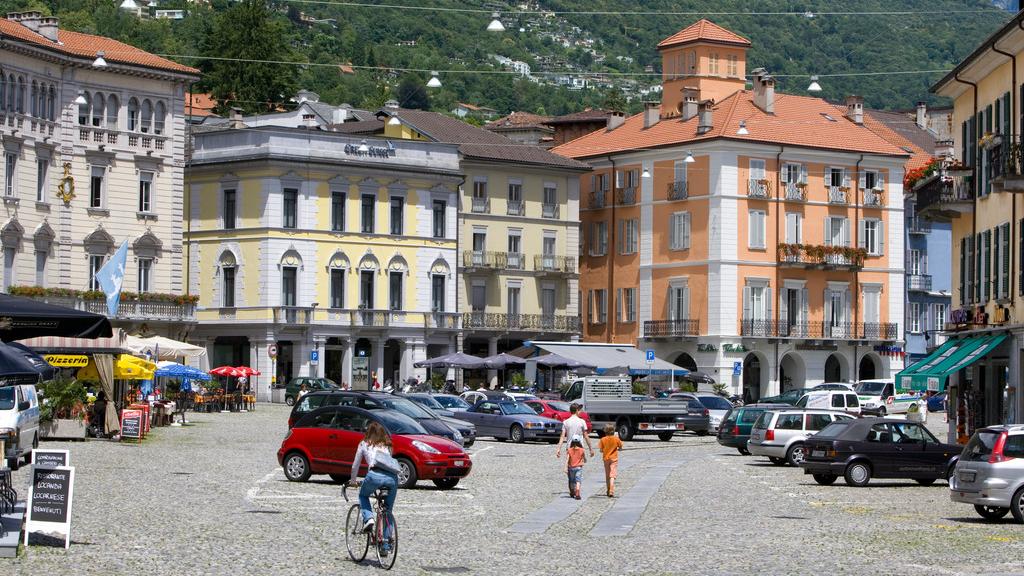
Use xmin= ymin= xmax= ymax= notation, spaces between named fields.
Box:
xmin=951 ymin=425 xmax=1024 ymax=522
xmin=669 ymin=392 xmax=734 ymax=432
xmin=747 ymin=409 xmax=855 ymax=466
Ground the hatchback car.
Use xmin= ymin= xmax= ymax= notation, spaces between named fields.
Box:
xmin=278 ymin=405 xmax=471 ymax=489
xmin=748 ymin=409 xmax=855 ymax=466
xmin=522 ymin=399 xmax=593 ymax=432
xmin=950 ymin=425 xmax=1024 ymax=522
xmin=283 ymin=376 xmax=338 ymax=406
xmin=717 ymin=403 xmax=791 ymax=455
xmin=802 ymin=417 xmax=960 ymax=487
xmin=670 ymin=393 xmax=734 ymax=432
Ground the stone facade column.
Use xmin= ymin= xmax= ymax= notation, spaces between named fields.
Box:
xmin=487 ymin=336 xmax=499 ymax=389
xmin=314 ymin=336 xmax=326 ymax=378
xmin=342 ymin=339 xmax=354 ymax=388
xmin=374 ymin=336 xmax=386 ymax=390
xmin=398 ymin=340 xmax=411 ymax=384
xmin=411 ymin=340 xmax=427 ymax=383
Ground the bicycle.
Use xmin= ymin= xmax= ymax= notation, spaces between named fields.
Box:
xmin=343 ymin=482 xmax=398 ymax=570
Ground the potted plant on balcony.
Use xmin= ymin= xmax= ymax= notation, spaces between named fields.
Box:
xmin=945 ymin=160 xmax=972 ymax=178
xmin=979 ymin=132 xmax=1002 ymax=151
xmin=39 ymin=377 xmax=89 ymax=440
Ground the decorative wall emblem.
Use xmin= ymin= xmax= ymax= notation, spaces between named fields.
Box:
xmin=56 ymin=162 xmax=75 ymax=205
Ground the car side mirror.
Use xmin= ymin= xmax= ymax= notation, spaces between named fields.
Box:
xmin=19 ymin=401 xmax=30 ymax=411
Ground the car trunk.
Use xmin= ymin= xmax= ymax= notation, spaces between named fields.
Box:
xmin=954 ymin=430 xmax=1001 ymax=492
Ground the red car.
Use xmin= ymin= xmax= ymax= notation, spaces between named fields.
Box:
xmin=277 ymin=405 xmax=471 ymax=489
xmin=523 ymin=399 xmax=593 ymax=432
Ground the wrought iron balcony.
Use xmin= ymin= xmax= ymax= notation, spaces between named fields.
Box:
xmin=643 ymin=319 xmax=700 ymax=338
xmin=828 ymin=186 xmax=850 ymax=204
xmin=777 ymin=244 xmax=865 ymax=269
xmin=462 ymin=250 xmax=507 ymax=270
xmin=914 ymin=174 xmax=973 ymax=221
xmin=748 ymin=179 xmax=772 ymax=199
xmin=907 ymin=274 xmax=932 ymax=292
xmin=471 ymin=196 xmax=490 ymax=213
xmin=507 ymin=200 xmax=524 ymax=216
xmin=462 ymin=312 xmax=580 ymax=333
xmin=784 ymin=183 xmax=807 ymax=201
xmin=668 ymin=180 xmax=688 ymax=200
xmin=542 ymin=203 xmax=560 ymax=218
xmin=617 ymin=187 xmax=636 ymax=206
xmin=740 ymin=319 xmax=898 ymax=340
xmin=862 ymin=189 xmax=884 ymax=207
xmin=505 ymin=252 xmax=525 ymax=270
xmin=907 ymin=217 xmax=931 ymax=235
xmin=534 ymin=254 xmax=577 ymax=274
xmin=589 ymin=190 xmax=607 ymax=209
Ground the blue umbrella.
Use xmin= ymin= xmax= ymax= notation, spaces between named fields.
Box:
xmin=0 ymin=341 xmax=44 ymax=384
xmin=156 ymin=361 xmax=211 ymax=381
xmin=7 ymin=342 xmax=57 ymax=380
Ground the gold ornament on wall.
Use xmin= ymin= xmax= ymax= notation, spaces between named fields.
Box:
xmin=56 ymin=162 xmax=75 ymax=205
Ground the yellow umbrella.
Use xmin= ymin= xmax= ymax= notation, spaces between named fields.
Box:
xmin=77 ymin=354 xmax=156 ymax=381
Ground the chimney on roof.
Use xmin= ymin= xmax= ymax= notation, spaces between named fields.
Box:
xmin=229 ymin=107 xmax=245 ymax=129
xmin=295 ymin=90 xmax=320 ymax=104
xmin=916 ymin=101 xmax=927 ymax=129
xmin=681 ymin=87 xmax=699 ymax=121
xmin=37 ymin=17 xmax=58 ymax=42
xmin=697 ymin=100 xmax=714 ymax=134
xmin=845 ymin=95 xmax=864 ymax=125
xmin=935 ymin=139 xmax=955 ymax=159
xmin=384 ymin=99 xmax=399 ymax=109
xmin=751 ymin=68 xmax=775 ymax=114
xmin=643 ymin=101 xmax=660 ymax=129
xmin=606 ymin=110 xmax=625 ymax=131
xmin=16 ymin=11 xmax=42 ymax=32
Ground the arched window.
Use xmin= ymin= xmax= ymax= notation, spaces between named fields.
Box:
xmin=15 ymin=76 xmax=25 ymax=113
xmin=92 ymin=92 xmax=105 ymax=127
xmin=78 ymin=91 xmax=91 ymax=125
xmin=0 ymin=74 xmax=6 ymax=112
xmin=127 ymin=98 xmax=139 ymax=131
xmin=47 ymin=86 xmax=55 ymax=120
xmin=7 ymin=75 xmax=15 ymax=111
xmin=140 ymin=99 xmax=152 ymax=133
xmin=30 ymin=81 xmax=38 ymax=117
xmin=153 ymin=101 xmax=166 ymax=135
xmin=36 ymin=83 xmax=46 ymax=119
xmin=106 ymin=94 xmax=118 ymax=129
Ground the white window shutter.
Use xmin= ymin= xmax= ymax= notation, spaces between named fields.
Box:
xmin=858 ymin=220 xmax=866 ymax=249
xmin=843 ymin=168 xmax=851 ymax=187
xmin=801 ymin=288 xmax=809 ymax=323
xmin=681 ymin=287 xmax=690 ymax=320
xmin=765 ymin=286 xmax=773 ymax=321
xmin=878 ymin=221 xmax=884 ymax=255
xmin=780 ymin=164 xmax=789 ymax=183
xmin=742 ymin=286 xmax=752 ymax=319
xmin=615 ymin=171 xmax=623 ymax=188
xmin=800 ymin=164 xmax=808 ymax=183
xmin=616 ymin=220 xmax=624 ymax=254
xmin=683 ymin=213 xmax=691 ymax=248
xmin=858 ymin=170 xmax=866 ymax=189
xmin=843 ymin=218 xmax=851 ymax=247
xmin=779 ymin=287 xmax=788 ymax=324
xmin=824 ymin=289 xmax=832 ymax=324
xmin=824 ymin=216 xmax=832 ymax=246
xmin=877 ymin=172 xmax=885 ymax=190
xmin=669 ymin=214 xmax=677 ymax=248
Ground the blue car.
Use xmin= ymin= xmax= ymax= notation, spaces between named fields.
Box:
xmin=927 ymin=392 xmax=947 ymax=412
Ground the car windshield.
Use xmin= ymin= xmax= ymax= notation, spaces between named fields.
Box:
xmin=410 ymin=395 xmax=444 ymax=410
xmin=815 ymin=421 xmax=851 ymax=439
xmin=375 ymin=411 xmax=429 ymax=435
xmin=376 ymin=397 xmax=434 ymax=420
xmin=315 ymin=378 xmax=338 ymax=389
xmin=0 ymin=387 xmax=13 ymax=410
xmin=697 ymin=396 xmax=733 ymax=410
xmin=856 ymin=382 xmax=887 ymax=395
xmin=963 ymin=430 xmax=1002 ymax=461
xmin=546 ymin=401 xmax=571 ymax=412
xmin=499 ymin=402 xmax=536 ymax=415
xmin=435 ymin=395 xmax=470 ymax=409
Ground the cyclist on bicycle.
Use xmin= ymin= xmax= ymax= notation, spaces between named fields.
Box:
xmin=348 ymin=422 xmax=399 ymax=534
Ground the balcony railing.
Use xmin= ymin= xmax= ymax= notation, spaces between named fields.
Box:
xmin=862 ymin=189 xmax=884 ymax=207
xmin=472 ymin=196 xmax=490 ymax=213
xmin=907 ymin=274 xmax=932 ymax=292
xmin=534 ymin=254 xmax=577 ymax=274
xmin=907 ymin=217 xmax=931 ymax=234
xmin=777 ymin=244 xmax=865 ymax=269
xmin=748 ymin=179 xmax=772 ymax=199
xmin=828 ymin=186 xmax=850 ymax=204
xmin=784 ymin=183 xmax=807 ymax=201
xmin=915 ymin=174 xmax=973 ymax=220
xmin=463 ymin=312 xmax=579 ymax=333
xmin=507 ymin=200 xmax=524 ymax=216
xmin=643 ymin=319 xmax=700 ymax=338
xmin=542 ymin=203 xmax=560 ymax=218
xmin=668 ymin=180 xmax=688 ymax=200
xmin=71 ymin=298 xmax=195 ymax=322
xmin=425 ymin=312 xmax=459 ymax=330
xmin=617 ymin=187 xmax=636 ymax=206
xmin=740 ymin=319 xmax=898 ymax=340
xmin=462 ymin=250 xmax=506 ymax=269
xmin=272 ymin=306 xmax=313 ymax=324
xmin=589 ymin=190 xmax=607 ymax=209
xmin=350 ymin=309 xmax=390 ymax=327
xmin=505 ymin=252 xmax=525 ymax=270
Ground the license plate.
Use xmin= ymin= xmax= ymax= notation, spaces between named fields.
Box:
xmin=453 ymin=460 xmax=464 ymax=467
xmin=654 ymin=423 xmax=670 ymax=429
xmin=959 ymin=470 xmax=976 ymax=482
xmin=811 ymin=450 xmax=825 ymax=458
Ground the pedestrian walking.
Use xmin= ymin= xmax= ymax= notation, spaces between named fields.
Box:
xmin=566 ymin=435 xmax=586 ymax=500
xmin=297 ymin=383 xmax=309 ymax=401
xmin=555 ymin=402 xmax=595 ymax=459
xmin=598 ymin=423 xmax=623 ymax=497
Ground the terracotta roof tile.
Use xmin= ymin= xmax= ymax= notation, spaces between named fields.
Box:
xmin=0 ymin=18 xmax=199 ymax=75
xmin=657 ymin=19 xmax=751 ymax=49
xmin=544 ymin=108 xmax=613 ymax=125
xmin=862 ymin=110 xmax=936 ymax=172
xmin=486 ymin=111 xmax=553 ymax=129
xmin=186 ymin=92 xmax=217 ymax=116
xmin=552 ymin=90 xmax=910 ymax=160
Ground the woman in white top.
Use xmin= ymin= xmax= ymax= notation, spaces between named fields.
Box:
xmin=350 ymin=421 xmax=399 ymax=533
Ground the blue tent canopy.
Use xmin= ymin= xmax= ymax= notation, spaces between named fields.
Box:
xmin=155 ymin=361 xmax=211 ymax=381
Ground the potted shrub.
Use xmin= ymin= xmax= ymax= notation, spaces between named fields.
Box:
xmin=39 ymin=378 xmax=89 ymax=440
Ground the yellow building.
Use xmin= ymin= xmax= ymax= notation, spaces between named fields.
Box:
xmin=913 ymin=10 xmax=1024 ymax=438
xmin=186 ymin=124 xmax=463 ymax=395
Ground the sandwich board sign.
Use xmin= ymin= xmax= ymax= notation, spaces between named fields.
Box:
xmin=32 ymin=449 xmax=70 ymax=468
xmin=24 ymin=465 xmax=75 ymax=549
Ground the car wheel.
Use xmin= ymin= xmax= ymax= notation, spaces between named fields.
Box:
xmin=914 ymin=478 xmax=937 ymax=486
xmin=878 ymin=407 xmax=887 ymax=416
xmin=432 ymin=478 xmax=459 ymax=490
xmin=463 ymin=440 xmax=474 ymax=448
xmin=283 ymin=451 xmax=311 ymax=482
xmin=328 ymin=474 xmax=350 ymax=484
xmin=510 ymin=424 xmax=525 ymax=443
xmin=616 ymin=419 xmax=634 ymax=442
xmin=737 ymin=447 xmax=750 ymax=456
xmin=1011 ymin=487 xmax=1024 ymax=523
xmin=844 ymin=461 xmax=872 ymax=487
xmin=396 ymin=457 xmax=417 ymax=489
xmin=658 ymin=432 xmax=674 ymax=441
xmin=786 ymin=443 xmax=806 ymax=467
xmin=285 ymin=395 xmax=295 ymax=407
xmin=768 ymin=457 xmax=787 ymax=466
xmin=696 ymin=430 xmax=710 ymax=437
xmin=812 ymin=473 xmax=837 ymax=486
xmin=975 ymin=505 xmax=1010 ymax=520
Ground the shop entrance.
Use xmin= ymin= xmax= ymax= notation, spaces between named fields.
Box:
xmin=325 ymin=337 xmax=345 ymax=385
xmin=742 ymin=353 xmax=762 ymax=403
xmin=275 ymin=341 xmax=294 ymax=385
xmin=352 ymin=338 xmax=372 ymax=390
xmin=858 ymin=354 xmax=879 ymax=380
xmin=778 ymin=353 xmax=805 ymax=391
xmin=673 ymin=352 xmax=698 ymax=372
xmin=824 ymin=353 xmax=846 ymax=382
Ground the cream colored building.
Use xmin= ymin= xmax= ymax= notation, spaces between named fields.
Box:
xmin=0 ymin=12 xmax=199 ymax=336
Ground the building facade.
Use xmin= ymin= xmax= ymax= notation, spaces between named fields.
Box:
xmin=0 ymin=12 xmax=199 ymax=337
xmin=554 ymin=20 xmax=909 ymax=400
xmin=904 ymin=196 xmax=953 ymax=363
xmin=186 ymin=126 xmax=462 ymax=397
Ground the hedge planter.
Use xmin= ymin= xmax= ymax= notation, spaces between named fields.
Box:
xmin=40 ymin=419 xmax=87 ymax=440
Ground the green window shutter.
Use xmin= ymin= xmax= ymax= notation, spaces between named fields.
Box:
xmin=984 ymin=230 xmax=992 ymax=302
xmin=1004 ymin=92 xmax=1012 ymax=137
xmin=1003 ymin=222 xmax=1011 ymax=298
xmin=976 ymin=233 xmax=982 ymax=302
xmin=960 ymin=237 xmax=966 ymax=305
xmin=987 ymin=104 xmax=993 ymax=133
xmin=996 ymin=98 xmax=1002 ymax=134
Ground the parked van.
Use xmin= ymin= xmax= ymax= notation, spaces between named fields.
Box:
xmin=855 ymin=379 xmax=917 ymax=416
xmin=795 ymin=390 xmax=861 ymax=416
xmin=0 ymin=384 xmax=40 ymax=470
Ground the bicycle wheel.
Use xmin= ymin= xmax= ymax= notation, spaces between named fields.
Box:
xmin=375 ymin=509 xmax=398 ymax=570
xmin=345 ymin=504 xmax=369 ymax=562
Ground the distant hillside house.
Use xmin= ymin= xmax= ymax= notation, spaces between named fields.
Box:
xmin=485 ymin=111 xmax=554 ymax=146
xmin=452 ymin=103 xmax=498 ymax=120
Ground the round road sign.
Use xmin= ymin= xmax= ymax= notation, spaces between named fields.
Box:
xmin=268 ymin=344 xmax=278 ymax=359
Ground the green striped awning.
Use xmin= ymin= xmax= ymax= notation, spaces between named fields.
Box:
xmin=896 ymin=334 xmax=1007 ymax=392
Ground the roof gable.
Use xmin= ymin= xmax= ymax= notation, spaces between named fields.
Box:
xmin=657 ymin=18 xmax=751 ymax=50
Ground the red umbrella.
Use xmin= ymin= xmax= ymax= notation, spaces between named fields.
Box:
xmin=235 ymin=366 xmax=261 ymax=376
xmin=210 ymin=366 xmax=242 ymax=377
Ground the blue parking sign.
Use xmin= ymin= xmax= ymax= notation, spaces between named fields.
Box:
xmin=645 ymin=349 xmax=656 ymax=363
xmin=310 ymin=350 xmax=319 ymax=364
xmin=733 ymin=361 xmax=742 ymax=376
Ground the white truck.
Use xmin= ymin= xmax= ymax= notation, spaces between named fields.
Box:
xmin=560 ymin=377 xmax=702 ymax=441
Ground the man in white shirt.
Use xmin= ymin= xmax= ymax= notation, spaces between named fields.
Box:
xmin=556 ymin=403 xmax=594 ymax=458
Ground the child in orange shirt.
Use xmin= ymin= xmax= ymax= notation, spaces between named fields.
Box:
xmin=598 ymin=424 xmax=623 ymax=497
xmin=566 ymin=435 xmax=587 ymax=500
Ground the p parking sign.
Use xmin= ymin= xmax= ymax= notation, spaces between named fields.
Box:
xmin=645 ymin=349 xmax=656 ymax=364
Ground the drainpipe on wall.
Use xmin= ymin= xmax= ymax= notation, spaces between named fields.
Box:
xmin=607 ymin=155 xmax=617 ymax=344
xmin=774 ymin=147 xmax=784 ymax=393
xmin=991 ymin=39 xmax=1017 ymax=307
xmin=855 ymin=154 xmax=864 ymax=379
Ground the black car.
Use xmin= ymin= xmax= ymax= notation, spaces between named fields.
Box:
xmin=673 ymin=398 xmax=712 ymax=436
xmin=287 ymin=390 xmax=475 ymax=446
xmin=800 ymin=417 xmax=961 ymax=487
xmin=717 ymin=403 xmax=790 ymax=454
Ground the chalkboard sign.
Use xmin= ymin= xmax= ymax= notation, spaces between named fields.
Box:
xmin=121 ymin=409 xmax=143 ymax=439
xmin=24 ymin=465 xmax=75 ymax=549
xmin=32 ymin=449 xmax=70 ymax=468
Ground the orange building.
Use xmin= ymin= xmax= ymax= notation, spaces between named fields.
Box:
xmin=553 ymin=20 xmax=920 ymax=400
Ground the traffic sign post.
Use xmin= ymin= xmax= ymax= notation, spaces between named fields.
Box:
xmin=645 ymin=349 xmax=656 ymax=364
xmin=310 ymin=350 xmax=319 ymax=365
xmin=733 ymin=361 xmax=743 ymax=376
xmin=267 ymin=344 xmax=278 ymax=359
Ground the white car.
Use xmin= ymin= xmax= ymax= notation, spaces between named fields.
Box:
xmin=796 ymin=390 xmax=861 ymax=416
xmin=1 ymin=383 xmax=41 ymax=470
xmin=855 ymin=379 xmax=918 ymax=416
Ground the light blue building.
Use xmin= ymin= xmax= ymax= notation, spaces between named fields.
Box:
xmin=904 ymin=208 xmax=952 ymax=363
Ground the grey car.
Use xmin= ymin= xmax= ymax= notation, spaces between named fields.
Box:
xmin=951 ymin=425 xmax=1024 ymax=522
xmin=405 ymin=393 xmax=456 ymax=417
xmin=431 ymin=394 xmax=472 ymax=412
xmin=457 ymin=400 xmax=563 ymax=443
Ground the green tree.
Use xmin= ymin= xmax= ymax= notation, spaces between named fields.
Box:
xmin=394 ymin=75 xmax=430 ymax=110
xmin=602 ymin=89 xmax=627 ymax=113
xmin=203 ymin=0 xmax=298 ymax=114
